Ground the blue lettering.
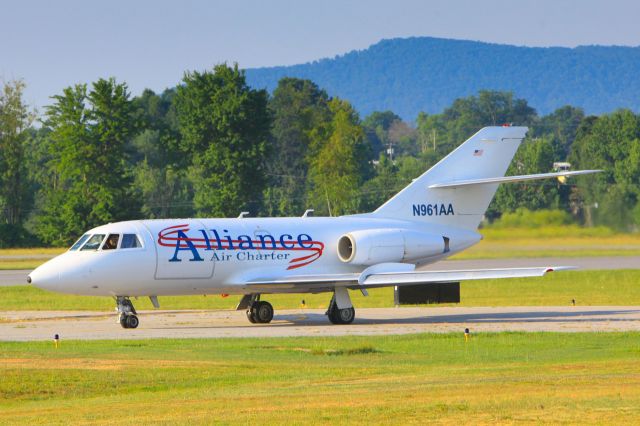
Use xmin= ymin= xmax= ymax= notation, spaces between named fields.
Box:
xmin=199 ymin=229 xmax=212 ymax=250
xmin=412 ymin=203 xmax=455 ymax=216
xmin=211 ymin=229 xmax=223 ymax=250
xmin=298 ymin=233 xmax=313 ymax=248
xmin=280 ymin=233 xmax=294 ymax=249
xmin=223 ymin=230 xmax=234 ymax=250
xmin=169 ymin=230 xmax=204 ymax=262
xmin=258 ymin=234 xmax=277 ymax=249
xmin=238 ymin=235 xmax=254 ymax=250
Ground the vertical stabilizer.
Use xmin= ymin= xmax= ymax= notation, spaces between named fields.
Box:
xmin=373 ymin=126 xmax=528 ymax=230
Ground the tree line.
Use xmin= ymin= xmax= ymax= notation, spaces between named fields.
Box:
xmin=1 ymin=64 xmax=639 ymax=247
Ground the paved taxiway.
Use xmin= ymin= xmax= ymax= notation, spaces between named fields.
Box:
xmin=2 ymin=256 xmax=639 ymax=286
xmin=2 ymin=306 xmax=639 ymax=341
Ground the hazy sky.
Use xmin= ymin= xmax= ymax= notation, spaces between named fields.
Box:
xmin=2 ymin=0 xmax=640 ymax=111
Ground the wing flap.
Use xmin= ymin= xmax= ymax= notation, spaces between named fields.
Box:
xmin=243 ymin=266 xmax=574 ymax=291
xmin=360 ymin=266 xmax=573 ymax=287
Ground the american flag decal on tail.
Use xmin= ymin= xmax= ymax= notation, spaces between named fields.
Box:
xmin=473 ymin=149 xmax=483 ymax=156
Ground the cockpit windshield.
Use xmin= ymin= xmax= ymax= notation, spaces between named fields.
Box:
xmin=121 ymin=234 xmax=142 ymax=248
xmin=80 ymin=234 xmax=106 ymax=251
xmin=70 ymin=232 xmax=142 ymax=251
xmin=102 ymin=234 xmax=120 ymax=250
xmin=69 ymin=234 xmax=90 ymax=251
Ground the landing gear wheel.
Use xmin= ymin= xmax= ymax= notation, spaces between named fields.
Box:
xmin=328 ymin=309 xmax=339 ymax=324
xmin=337 ymin=307 xmax=355 ymax=324
xmin=246 ymin=309 xmax=257 ymax=323
xmin=327 ymin=305 xmax=355 ymax=325
xmin=252 ymin=301 xmax=274 ymax=323
xmin=125 ymin=315 xmax=139 ymax=329
xmin=116 ymin=296 xmax=138 ymax=329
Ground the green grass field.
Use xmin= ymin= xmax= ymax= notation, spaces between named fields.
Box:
xmin=1 ymin=269 xmax=638 ymax=312
xmin=1 ymin=333 xmax=639 ymax=424
xmin=0 ymin=248 xmax=65 ymax=270
xmin=452 ymin=227 xmax=640 ymax=259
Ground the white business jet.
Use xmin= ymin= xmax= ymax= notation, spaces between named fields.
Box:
xmin=28 ymin=126 xmax=598 ymax=328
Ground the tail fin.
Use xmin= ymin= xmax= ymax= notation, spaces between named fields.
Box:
xmin=373 ymin=126 xmax=528 ymax=230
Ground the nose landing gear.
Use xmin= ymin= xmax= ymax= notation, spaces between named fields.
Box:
xmin=116 ymin=296 xmax=139 ymax=329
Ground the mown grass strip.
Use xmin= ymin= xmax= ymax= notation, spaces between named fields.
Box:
xmin=1 ymin=333 xmax=639 ymax=424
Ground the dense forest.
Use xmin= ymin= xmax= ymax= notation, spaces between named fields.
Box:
xmin=246 ymin=37 xmax=640 ymax=119
xmin=0 ymin=64 xmax=639 ymax=247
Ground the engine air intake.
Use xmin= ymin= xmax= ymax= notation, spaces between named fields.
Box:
xmin=336 ymin=229 xmax=445 ymax=266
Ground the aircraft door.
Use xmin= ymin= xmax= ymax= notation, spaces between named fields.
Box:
xmin=144 ymin=220 xmax=215 ymax=280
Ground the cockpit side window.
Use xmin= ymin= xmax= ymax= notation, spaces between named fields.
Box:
xmin=70 ymin=234 xmax=90 ymax=251
xmin=81 ymin=234 xmax=106 ymax=251
xmin=121 ymin=234 xmax=142 ymax=249
xmin=102 ymin=234 xmax=120 ymax=250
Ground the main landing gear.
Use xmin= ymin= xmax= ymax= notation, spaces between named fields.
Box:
xmin=116 ymin=296 xmax=139 ymax=329
xmin=326 ymin=293 xmax=355 ymax=325
xmin=240 ymin=294 xmax=274 ymax=324
xmin=237 ymin=288 xmax=356 ymax=325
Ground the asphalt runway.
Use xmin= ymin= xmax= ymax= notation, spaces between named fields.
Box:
xmin=2 ymin=306 xmax=639 ymax=341
xmin=2 ymin=256 xmax=639 ymax=286
xmin=0 ymin=270 xmax=30 ymax=286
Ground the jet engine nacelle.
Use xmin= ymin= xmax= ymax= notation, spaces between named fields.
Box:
xmin=337 ymin=229 xmax=446 ymax=265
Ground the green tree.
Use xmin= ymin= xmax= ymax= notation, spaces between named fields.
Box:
xmin=0 ymin=80 xmax=34 ymax=225
xmin=532 ymin=105 xmax=585 ymax=158
xmin=362 ymin=111 xmax=401 ymax=159
xmin=175 ymin=64 xmax=270 ymax=217
xmin=130 ymin=89 xmax=192 ymax=218
xmin=359 ymin=153 xmax=399 ymax=211
xmin=264 ymin=78 xmax=330 ymax=216
xmin=490 ymin=136 xmax=560 ymax=219
xmin=36 ymin=78 xmax=138 ymax=245
xmin=307 ymin=99 xmax=369 ymax=215
xmin=417 ymin=91 xmax=537 ymax=157
xmin=570 ymin=110 xmax=640 ymax=230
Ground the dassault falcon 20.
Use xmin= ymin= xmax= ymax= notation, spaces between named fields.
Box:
xmin=28 ymin=126 xmax=599 ymax=329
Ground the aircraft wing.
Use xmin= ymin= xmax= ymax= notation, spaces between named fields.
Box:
xmin=243 ymin=266 xmax=574 ymax=292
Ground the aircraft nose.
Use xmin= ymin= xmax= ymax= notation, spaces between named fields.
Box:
xmin=29 ymin=263 xmax=60 ymax=290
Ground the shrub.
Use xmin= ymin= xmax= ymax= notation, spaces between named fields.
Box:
xmin=490 ymin=208 xmax=573 ymax=228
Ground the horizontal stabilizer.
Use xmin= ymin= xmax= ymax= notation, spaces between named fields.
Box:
xmin=428 ymin=170 xmax=601 ymax=189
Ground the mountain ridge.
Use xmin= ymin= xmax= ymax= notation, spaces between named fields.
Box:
xmin=245 ymin=36 xmax=640 ymax=119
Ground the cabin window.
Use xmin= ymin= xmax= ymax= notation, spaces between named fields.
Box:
xmin=70 ymin=234 xmax=90 ymax=251
xmin=102 ymin=234 xmax=120 ymax=250
xmin=121 ymin=234 xmax=142 ymax=249
xmin=81 ymin=234 xmax=106 ymax=251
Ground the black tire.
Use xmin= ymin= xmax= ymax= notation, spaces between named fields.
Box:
xmin=327 ymin=306 xmax=340 ymax=324
xmin=327 ymin=307 xmax=340 ymax=324
xmin=246 ymin=309 xmax=257 ymax=323
xmin=327 ymin=307 xmax=355 ymax=325
xmin=337 ymin=307 xmax=355 ymax=324
xmin=126 ymin=315 xmax=139 ymax=329
xmin=119 ymin=315 xmax=129 ymax=329
xmin=254 ymin=301 xmax=274 ymax=323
